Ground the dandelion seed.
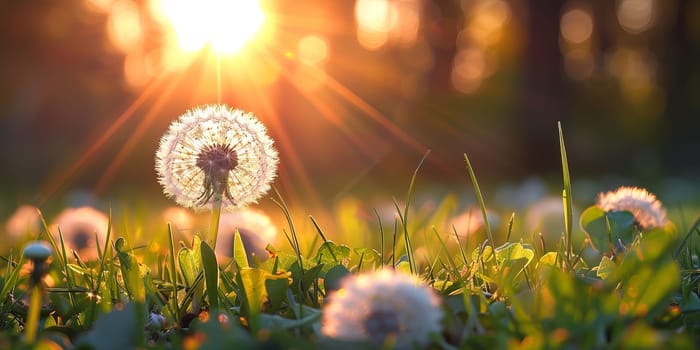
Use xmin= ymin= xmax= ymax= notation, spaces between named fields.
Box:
xmin=50 ymin=207 xmax=109 ymax=261
xmin=321 ymin=269 xmax=442 ymax=349
xmin=596 ymin=186 xmax=667 ymax=230
xmin=155 ymin=104 xmax=279 ymax=212
xmin=215 ymin=208 xmax=277 ymax=263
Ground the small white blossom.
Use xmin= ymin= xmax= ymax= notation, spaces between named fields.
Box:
xmin=321 ymin=269 xmax=442 ymax=349
xmin=155 ymin=104 xmax=278 ymax=212
xmin=596 ymin=186 xmax=667 ymax=230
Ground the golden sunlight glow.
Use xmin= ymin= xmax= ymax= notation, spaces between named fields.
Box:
xmin=355 ymin=0 xmax=395 ymax=50
xmin=298 ymin=35 xmax=329 ymax=65
xmin=107 ymin=0 xmax=143 ymax=53
xmin=151 ymin=0 xmax=265 ymax=54
xmin=467 ymin=0 xmax=511 ymax=46
xmin=84 ymin=0 xmax=113 ymax=13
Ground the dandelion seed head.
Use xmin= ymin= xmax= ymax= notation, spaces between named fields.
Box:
xmin=50 ymin=207 xmax=109 ymax=261
xmin=321 ymin=269 xmax=442 ymax=349
xmin=156 ymin=104 xmax=279 ymax=211
xmin=596 ymin=186 xmax=667 ymax=230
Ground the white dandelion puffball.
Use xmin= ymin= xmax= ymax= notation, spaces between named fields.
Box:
xmin=321 ymin=269 xmax=442 ymax=349
xmin=156 ymin=104 xmax=279 ymax=211
xmin=50 ymin=207 xmax=110 ymax=261
xmin=5 ymin=205 xmax=41 ymax=239
xmin=596 ymin=186 xmax=667 ymax=230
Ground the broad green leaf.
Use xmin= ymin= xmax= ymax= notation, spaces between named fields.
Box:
xmin=115 ymin=238 xmax=146 ymax=302
xmin=313 ymin=241 xmax=351 ymax=273
xmin=178 ymin=235 xmax=204 ymax=287
xmin=395 ymin=259 xmax=412 ymax=274
xmin=237 ymin=268 xmax=267 ymax=331
xmin=472 ymin=246 xmax=495 ymax=263
xmin=178 ymin=248 xmax=196 ymax=287
xmin=290 ymin=262 xmax=323 ymax=294
xmin=258 ymin=252 xmax=310 ymax=274
xmin=324 ymin=265 xmax=350 ymax=293
xmin=353 ymin=248 xmax=381 ymax=268
xmin=495 ymin=242 xmax=535 ymax=266
xmin=580 ymin=206 xmax=635 ymax=252
xmin=595 ymin=255 xmax=615 ymax=280
xmin=200 ymin=242 xmax=219 ymax=310
xmin=265 ymin=275 xmax=290 ymax=312
xmin=680 ymin=290 xmax=700 ymax=312
xmin=258 ymin=310 xmax=321 ymax=330
xmin=233 ymin=229 xmax=249 ymax=269
xmin=237 ymin=268 xmax=289 ymax=330
xmin=494 ymin=242 xmax=535 ymax=287
xmin=537 ymin=252 xmax=559 ymax=268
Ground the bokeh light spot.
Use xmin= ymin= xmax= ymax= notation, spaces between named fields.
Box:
xmin=298 ymin=35 xmax=329 ymax=66
xmin=355 ymin=0 xmax=395 ymax=50
xmin=561 ymin=8 xmax=593 ymax=44
xmin=617 ymin=0 xmax=655 ymax=34
xmin=107 ymin=0 xmax=143 ymax=53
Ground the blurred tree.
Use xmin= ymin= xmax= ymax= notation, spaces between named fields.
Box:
xmin=514 ymin=0 xmax=566 ymax=174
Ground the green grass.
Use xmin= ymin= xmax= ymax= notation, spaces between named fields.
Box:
xmin=1 ymin=132 xmax=700 ymax=349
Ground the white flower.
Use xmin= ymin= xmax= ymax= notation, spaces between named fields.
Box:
xmin=5 ymin=205 xmax=41 ymax=239
xmin=155 ymin=104 xmax=279 ymax=212
xmin=321 ymin=269 xmax=442 ymax=349
xmin=50 ymin=207 xmax=110 ymax=261
xmin=596 ymin=186 xmax=667 ymax=230
xmin=215 ymin=208 xmax=277 ymax=263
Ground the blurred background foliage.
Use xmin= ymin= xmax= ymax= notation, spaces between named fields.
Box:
xmin=1 ymin=0 xmax=699 ymax=213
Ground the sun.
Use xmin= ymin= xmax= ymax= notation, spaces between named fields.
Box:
xmin=153 ymin=0 xmax=266 ymax=54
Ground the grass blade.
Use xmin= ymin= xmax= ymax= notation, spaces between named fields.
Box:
xmin=558 ymin=122 xmax=574 ymax=261
xmin=200 ymin=241 xmax=219 ymax=310
xmin=463 ymin=153 xmax=496 ymax=256
xmin=167 ymin=224 xmax=181 ymax=327
xmin=396 ymin=150 xmax=431 ymax=274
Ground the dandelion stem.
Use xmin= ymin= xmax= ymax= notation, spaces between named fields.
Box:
xmin=24 ymin=283 xmax=42 ymax=343
xmin=207 ymin=191 xmax=224 ymax=250
xmin=193 ymin=191 xmax=223 ymax=313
